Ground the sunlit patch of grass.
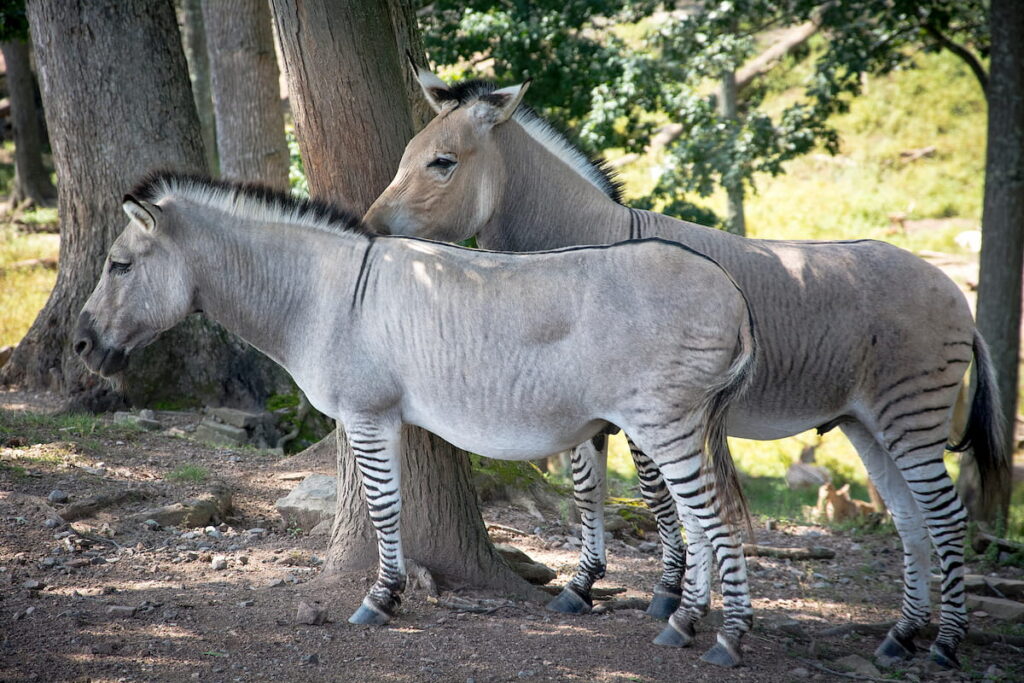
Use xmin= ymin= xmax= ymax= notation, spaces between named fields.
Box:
xmin=0 ymin=223 xmax=59 ymax=347
xmin=166 ymin=464 xmax=209 ymax=483
xmin=16 ymin=206 xmax=58 ymax=227
xmin=727 ymin=50 xmax=986 ymax=251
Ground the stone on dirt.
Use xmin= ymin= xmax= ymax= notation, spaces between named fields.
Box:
xmin=966 ymin=595 xmax=1024 ymax=622
xmin=105 ymin=605 xmax=136 ymax=619
xmin=832 ymin=654 xmax=881 ymax=678
xmin=47 ymin=489 xmax=69 ymax=504
xmin=494 ymin=543 xmax=556 ymax=585
xmin=129 ymin=480 xmax=232 ymax=528
xmin=294 ymin=600 xmax=327 ymax=625
xmin=194 ymin=407 xmax=281 ymax=448
xmin=275 ymin=474 xmax=336 ymax=533
xmin=194 ymin=418 xmax=249 ymax=447
xmin=113 ymin=411 xmax=162 ymax=431
xmin=210 ymin=555 xmax=229 ymax=571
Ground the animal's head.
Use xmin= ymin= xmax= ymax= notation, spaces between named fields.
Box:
xmin=364 ymin=68 xmax=529 ymax=242
xmin=75 ymin=197 xmax=195 ymax=377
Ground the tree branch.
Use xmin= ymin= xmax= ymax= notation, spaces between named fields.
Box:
xmin=923 ymin=22 xmax=988 ymax=96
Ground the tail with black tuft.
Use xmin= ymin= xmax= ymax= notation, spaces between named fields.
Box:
xmin=947 ymin=330 xmax=1011 ymax=504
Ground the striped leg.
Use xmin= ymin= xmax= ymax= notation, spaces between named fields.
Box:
xmin=548 ymin=438 xmax=607 ymax=614
xmin=843 ymin=423 xmax=934 ymax=663
xmin=630 ymin=425 xmax=752 ymax=667
xmin=346 ymin=421 xmax=406 ymax=625
xmin=627 ymin=437 xmax=687 ymax=619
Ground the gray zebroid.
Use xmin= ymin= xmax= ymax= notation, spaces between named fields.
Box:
xmin=75 ymin=173 xmax=759 ymax=667
xmin=364 ymin=69 xmax=1010 ymax=670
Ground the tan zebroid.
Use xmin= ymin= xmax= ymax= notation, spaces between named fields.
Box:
xmin=75 ymin=172 xmax=759 ymax=669
xmin=365 ymin=68 xmax=1010 ymax=670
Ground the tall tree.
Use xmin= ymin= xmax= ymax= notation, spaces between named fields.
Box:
xmin=971 ymin=0 xmax=1022 ymax=526
xmin=177 ymin=0 xmax=218 ymax=174
xmin=269 ymin=0 xmax=534 ymax=595
xmin=0 ymin=3 xmax=55 ymax=210
xmin=202 ymin=0 xmax=288 ymax=187
xmin=3 ymin=0 xmax=284 ymax=412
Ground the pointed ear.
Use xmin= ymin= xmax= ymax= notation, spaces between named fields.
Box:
xmin=838 ymin=483 xmax=850 ymax=494
xmin=470 ymin=80 xmax=531 ymax=127
xmin=410 ymin=54 xmax=454 ymax=113
xmin=122 ymin=195 xmax=160 ymax=232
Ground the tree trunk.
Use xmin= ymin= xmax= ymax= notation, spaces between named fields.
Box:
xmin=2 ymin=0 xmax=284 ymax=412
xmin=202 ymin=0 xmax=288 ymax=188
xmin=719 ymin=68 xmax=746 ymax=236
xmin=177 ymin=0 xmax=218 ymax=174
xmin=270 ymin=0 xmax=536 ymax=598
xmin=1 ymin=39 xmax=55 ymax=210
xmin=969 ymin=0 xmax=1022 ymax=527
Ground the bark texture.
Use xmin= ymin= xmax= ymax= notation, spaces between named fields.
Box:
xmin=1 ymin=39 xmax=55 ymax=209
xmin=270 ymin=0 xmax=536 ymax=598
xmin=4 ymin=0 xmax=285 ymax=411
xmin=969 ymin=0 xmax=1022 ymax=526
xmin=203 ymin=0 xmax=288 ymax=187
xmin=271 ymin=0 xmax=412 ymax=213
xmin=177 ymin=0 xmax=218 ymax=173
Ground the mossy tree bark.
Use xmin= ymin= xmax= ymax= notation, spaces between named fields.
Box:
xmin=270 ymin=0 xmax=536 ymax=598
xmin=2 ymin=0 xmax=285 ymax=412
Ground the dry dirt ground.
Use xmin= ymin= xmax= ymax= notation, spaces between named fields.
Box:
xmin=1 ymin=389 xmax=1021 ymax=683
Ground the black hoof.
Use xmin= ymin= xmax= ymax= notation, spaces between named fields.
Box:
xmin=874 ymin=633 xmax=916 ymax=668
xmin=653 ymin=616 xmax=695 ymax=647
xmin=348 ymin=599 xmax=392 ymax=625
xmin=546 ymin=587 xmax=592 ymax=615
xmin=929 ymin=643 xmax=960 ymax=670
xmin=646 ymin=586 xmax=682 ymax=620
xmin=700 ymin=635 xmax=742 ymax=667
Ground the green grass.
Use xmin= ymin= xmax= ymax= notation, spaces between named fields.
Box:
xmin=166 ymin=464 xmax=209 ymax=483
xmin=0 ymin=222 xmax=58 ymax=347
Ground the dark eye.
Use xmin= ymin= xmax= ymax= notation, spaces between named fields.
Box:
xmin=427 ymin=156 xmax=457 ymax=172
xmin=109 ymin=260 xmax=131 ymax=275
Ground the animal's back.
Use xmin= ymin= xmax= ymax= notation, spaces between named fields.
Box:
xmin=631 ymin=213 xmax=974 ymax=437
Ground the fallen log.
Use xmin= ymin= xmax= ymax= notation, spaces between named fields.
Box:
xmin=60 ymin=489 xmax=151 ymax=522
xmin=743 ymin=543 xmax=835 ymax=560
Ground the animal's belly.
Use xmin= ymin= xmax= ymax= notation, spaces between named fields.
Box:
xmin=726 ymin=407 xmax=834 ymax=441
xmin=405 ymin=405 xmax=605 ymax=461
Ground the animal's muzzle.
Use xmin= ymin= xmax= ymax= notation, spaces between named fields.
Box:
xmin=74 ymin=311 xmax=128 ymax=377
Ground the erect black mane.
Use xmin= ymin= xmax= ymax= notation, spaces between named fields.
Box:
xmin=127 ymin=170 xmax=368 ymax=235
xmin=435 ymin=79 xmax=624 ymax=204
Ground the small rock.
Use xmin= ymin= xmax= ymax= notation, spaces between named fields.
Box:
xmin=48 ymin=490 xmax=69 ymax=504
xmin=237 ymin=600 xmax=255 ymax=607
xmin=833 ymin=654 xmax=881 ymax=678
xmin=106 ymin=605 xmax=136 ymax=619
xmin=143 ymin=519 xmax=162 ymax=530
xmin=23 ymin=579 xmax=44 ymax=590
xmin=294 ymin=600 xmax=327 ymax=625
xmin=516 ymin=670 xmax=535 ymax=679
xmin=301 ymin=653 xmax=319 ymax=665
xmin=210 ymin=555 xmax=228 ymax=571
xmin=91 ymin=642 xmax=116 ymax=655
xmin=984 ymin=665 xmax=1004 ymax=680
xmin=43 ymin=518 xmax=60 ymax=529
xmin=204 ymin=526 xmax=223 ymax=539
xmin=264 ymin=578 xmax=285 ymax=589
xmin=788 ymin=667 xmax=811 ymax=679
xmin=967 ymin=594 xmax=1024 ymax=622
xmin=80 ymin=465 xmax=106 ymax=476
xmin=40 ymin=557 xmax=57 ymax=568
xmin=245 ymin=528 xmax=267 ymax=538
